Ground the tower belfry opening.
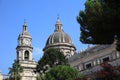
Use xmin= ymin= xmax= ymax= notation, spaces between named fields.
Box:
xmin=24 ymin=51 xmax=29 ymax=60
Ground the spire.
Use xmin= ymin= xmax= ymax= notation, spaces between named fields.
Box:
xmin=55 ymin=16 xmax=62 ymax=31
xmin=23 ymin=19 xmax=27 ymax=32
xmin=18 ymin=20 xmax=31 ymax=39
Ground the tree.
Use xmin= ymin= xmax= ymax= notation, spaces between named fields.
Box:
xmin=77 ymin=0 xmax=120 ymax=50
xmin=74 ymin=74 xmax=87 ymax=80
xmin=45 ymin=65 xmax=79 ymax=80
xmin=36 ymin=48 xmax=69 ymax=73
xmin=95 ymin=62 xmax=120 ymax=80
xmin=9 ymin=60 xmax=23 ymax=80
xmin=36 ymin=73 xmax=45 ymax=80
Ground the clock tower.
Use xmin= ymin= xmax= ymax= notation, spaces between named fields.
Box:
xmin=16 ymin=22 xmax=37 ymax=80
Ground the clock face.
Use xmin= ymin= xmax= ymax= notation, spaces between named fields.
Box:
xmin=23 ymin=38 xmax=30 ymax=45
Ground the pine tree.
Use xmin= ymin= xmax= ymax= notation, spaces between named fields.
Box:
xmin=77 ymin=0 xmax=120 ymax=50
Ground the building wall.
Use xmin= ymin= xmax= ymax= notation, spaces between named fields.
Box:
xmin=0 ymin=72 xmax=3 ymax=80
xmin=47 ymin=45 xmax=75 ymax=58
xmin=19 ymin=60 xmax=37 ymax=80
xmin=80 ymin=58 xmax=120 ymax=75
xmin=69 ymin=44 xmax=120 ymax=75
xmin=21 ymin=69 xmax=37 ymax=80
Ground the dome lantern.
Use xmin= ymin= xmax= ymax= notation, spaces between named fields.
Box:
xmin=55 ymin=17 xmax=62 ymax=32
xmin=18 ymin=21 xmax=31 ymax=38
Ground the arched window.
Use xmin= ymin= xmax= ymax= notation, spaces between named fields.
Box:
xmin=24 ymin=50 xmax=29 ymax=60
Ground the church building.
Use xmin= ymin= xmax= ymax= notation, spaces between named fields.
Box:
xmin=16 ymin=22 xmax=37 ymax=80
xmin=69 ymin=43 xmax=120 ymax=76
xmin=5 ymin=17 xmax=120 ymax=80
xmin=13 ymin=17 xmax=76 ymax=80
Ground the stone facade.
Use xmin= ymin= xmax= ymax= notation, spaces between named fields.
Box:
xmin=0 ymin=72 xmax=3 ymax=80
xmin=69 ymin=43 xmax=120 ymax=75
xmin=9 ymin=18 xmax=76 ymax=80
xmin=16 ymin=22 xmax=37 ymax=80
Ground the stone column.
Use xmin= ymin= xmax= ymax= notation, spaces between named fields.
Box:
xmin=93 ymin=60 xmax=96 ymax=66
xmin=97 ymin=59 xmax=100 ymax=64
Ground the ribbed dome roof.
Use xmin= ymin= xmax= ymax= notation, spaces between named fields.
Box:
xmin=44 ymin=17 xmax=74 ymax=48
xmin=46 ymin=30 xmax=73 ymax=45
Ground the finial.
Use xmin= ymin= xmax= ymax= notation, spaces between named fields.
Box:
xmin=23 ymin=19 xmax=27 ymax=26
xmin=57 ymin=14 xmax=60 ymax=19
xmin=23 ymin=19 xmax=27 ymax=32
xmin=56 ymin=14 xmax=62 ymax=24
xmin=57 ymin=14 xmax=60 ymax=22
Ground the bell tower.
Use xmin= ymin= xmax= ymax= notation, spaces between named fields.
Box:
xmin=16 ymin=22 xmax=37 ymax=80
xmin=16 ymin=22 xmax=33 ymax=61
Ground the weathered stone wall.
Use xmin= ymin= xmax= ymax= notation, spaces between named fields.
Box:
xmin=0 ymin=72 xmax=3 ymax=80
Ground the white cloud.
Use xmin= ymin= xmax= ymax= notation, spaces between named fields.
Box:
xmin=33 ymin=47 xmax=43 ymax=61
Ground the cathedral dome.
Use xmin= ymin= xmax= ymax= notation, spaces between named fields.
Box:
xmin=46 ymin=30 xmax=73 ymax=45
xmin=43 ymin=17 xmax=76 ymax=57
xmin=44 ymin=17 xmax=74 ymax=48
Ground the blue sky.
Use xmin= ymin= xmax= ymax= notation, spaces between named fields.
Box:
xmin=0 ymin=0 xmax=87 ymax=74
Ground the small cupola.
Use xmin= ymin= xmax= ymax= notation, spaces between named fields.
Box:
xmin=18 ymin=21 xmax=31 ymax=39
xmin=55 ymin=17 xmax=63 ymax=32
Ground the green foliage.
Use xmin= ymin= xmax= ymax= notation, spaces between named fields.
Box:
xmin=74 ymin=74 xmax=87 ymax=80
xmin=45 ymin=65 xmax=79 ymax=80
xmin=95 ymin=62 xmax=120 ymax=80
xmin=77 ymin=0 xmax=120 ymax=50
xmin=9 ymin=60 xmax=23 ymax=80
xmin=36 ymin=73 xmax=46 ymax=80
xmin=36 ymin=48 xmax=69 ymax=73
